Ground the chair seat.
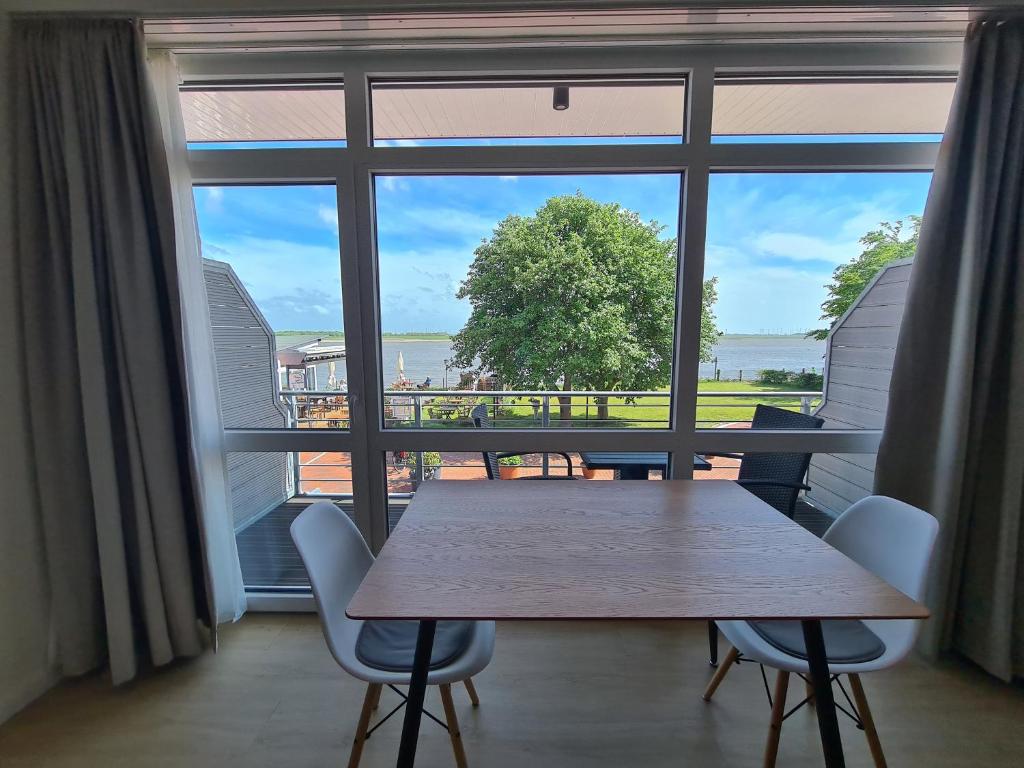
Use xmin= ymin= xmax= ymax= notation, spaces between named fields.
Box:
xmin=748 ymin=620 xmax=886 ymax=664
xmin=356 ymin=620 xmax=475 ymax=672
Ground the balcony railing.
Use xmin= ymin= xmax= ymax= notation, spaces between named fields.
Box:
xmin=276 ymin=388 xmax=822 ymax=496
xmin=279 ymin=388 xmax=821 ymax=430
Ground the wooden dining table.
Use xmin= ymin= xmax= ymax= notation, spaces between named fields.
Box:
xmin=347 ymin=479 xmax=928 ymax=768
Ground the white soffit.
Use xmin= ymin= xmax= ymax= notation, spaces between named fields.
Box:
xmin=147 ymin=7 xmax=975 ymax=50
xmin=712 ymin=78 xmax=956 ymax=135
xmin=180 ymin=77 xmax=956 ymax=143
xmin=181 ymin=87 xmax=346 ymax=141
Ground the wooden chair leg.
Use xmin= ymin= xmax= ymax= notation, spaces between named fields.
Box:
xmin=348 ymin=683 xmax=382 ymax=768
xmin=806 ymin=678 xmax=816 ymax=708
xmin=763 ymin=671 xmax=790 ymax=768
xmin=370 ymin=684 xmax=384 ymax=711
xmin=702 ymin=646 xmax=740 ymax=701
xmin=848 ymin=673 xmax=887 ymax=768
xmin=439 ymin=683 xmax=469 ymax=768
xmin=464 ymin=677 xmax=480 ymax=706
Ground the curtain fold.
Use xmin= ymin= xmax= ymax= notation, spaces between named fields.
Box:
xmin=12 ymin=18 xmax=212 ymax=684
xmin=148 ymin=51 xmax=247 ymax=626
xmin=875 ymin=18 xmax=1024 ymax=682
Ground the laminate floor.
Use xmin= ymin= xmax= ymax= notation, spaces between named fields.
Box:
xmin=1 ymin=616 xmax=1022 ymax=767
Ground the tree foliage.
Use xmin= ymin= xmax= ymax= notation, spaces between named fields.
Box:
xmin=450 ymin=193 xmax=720 ymax=417
xmin=808 ymin=217 xmax=921 ymax=340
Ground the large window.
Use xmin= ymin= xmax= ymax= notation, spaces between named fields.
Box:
xmin=374 ymin=173 xmax=682 ymax=430
xmin=699 ymin=171 xmax=931 ymax=429
xmin=195 ymin=184 xmax=349 ymax=431
xmin=184 ymin=45 xmax=957 ymax=600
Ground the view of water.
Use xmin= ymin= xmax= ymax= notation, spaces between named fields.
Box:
xmin=299 ymin=335 xmax=825 ymax=390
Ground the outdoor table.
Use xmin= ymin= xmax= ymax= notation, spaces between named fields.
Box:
xmin=347 ymin=479 xmax=927 ymax=768
xmin=579 ymin=451 xmax=712 ymax=478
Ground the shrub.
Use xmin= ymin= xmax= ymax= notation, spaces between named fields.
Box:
xmin=792 ymin=371 xmax=824 ymax=390
xmin=758 ymin=369 xmax=793 ymax=386
xmin=405 ymin=451 xmax=441 ymax=468
xmin=758 ymin=369 xmax=824 ymax=390
xmin=498 ymin=454 xmax=523 ymax=466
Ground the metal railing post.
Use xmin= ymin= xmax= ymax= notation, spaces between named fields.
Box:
xmin=541 ymin=395 xmax=551 ymax=475
xmin=801 ymin=395 xmax=811 ymax=415
xmin=413 ymin=394 xmax=424 ymax=483
xmin=292 ymin=450 xmax=302 ymax=496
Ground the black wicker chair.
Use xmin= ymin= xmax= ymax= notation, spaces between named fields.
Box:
xmin=471 ymin=404 xmax=575 ymax=479
xmin=704 ymin=403 xmax=824 ymax=666
xmin=708 ymin=403 xmax=826 ymax=518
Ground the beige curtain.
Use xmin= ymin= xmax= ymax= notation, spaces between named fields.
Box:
xmin=12 ymin=18 xmax=211 ymax=684
xmin=148 ymin=51 xmax=247 ymax=625
xmin=875 ymin=18 xmax=1024 ymax=681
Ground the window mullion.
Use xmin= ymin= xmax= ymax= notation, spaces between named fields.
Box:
xmin=339 ymin=68 xmax=390 ymax=552
xmin=669 ymin=64 xmax=714 ymax=479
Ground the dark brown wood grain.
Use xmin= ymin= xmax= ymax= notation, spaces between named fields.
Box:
xmin=347 ymin=480 xmax=928 ymax=622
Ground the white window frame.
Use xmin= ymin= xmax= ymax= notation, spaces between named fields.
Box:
xmin=179 ymin=39 xmax=959 ymax=558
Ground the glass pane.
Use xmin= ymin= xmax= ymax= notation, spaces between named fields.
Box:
xmin=230 ymin=451 xmax=352 ymax=592
xmin=387 ymin=450 xmax=588 ymax=529
xmin=712 ymin=76 xmax=954 ymax=143
xmin=700 ymin=172 xmax=932 ymax=429
xmin=371 ymin=78 xmax=685 ymax=145
xmin=181 ymin=85 xmax=346 ymax=148
xmin=374 ymin=174 xmax=682 ymax=428
xmin=196 ymin=185 xmax=348 ymax=430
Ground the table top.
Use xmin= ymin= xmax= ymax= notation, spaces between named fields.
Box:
xmin=347 ymin=480 xmax=928 ymax=622
xmin=579 ymin=451 xmax=712 ymax=471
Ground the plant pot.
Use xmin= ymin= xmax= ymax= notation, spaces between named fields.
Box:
xmin=423 ymin=466 xmax=443 ymax=481
xmin=499 ymin=465 xmax=524 ymax=480
xmin=581 ymin=467 xmax=598 ymax=480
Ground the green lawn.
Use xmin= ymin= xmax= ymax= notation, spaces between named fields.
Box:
xmin=389 ymin=380 xmax=821 ymax=429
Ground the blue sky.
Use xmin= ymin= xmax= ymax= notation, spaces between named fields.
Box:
xmin=194 ymin=169 xmax=931 ymax=336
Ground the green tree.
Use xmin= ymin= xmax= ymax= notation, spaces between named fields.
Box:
xmin=808 ymin=217 xmax=921 ymax=340
xmin=450 ymin=193 xmax=721 ymax=421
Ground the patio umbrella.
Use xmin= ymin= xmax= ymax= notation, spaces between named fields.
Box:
xmin=327 ymin=361 xmax=337 ymax=389
xmin=397 ymin=350 xmax=406 ymax=381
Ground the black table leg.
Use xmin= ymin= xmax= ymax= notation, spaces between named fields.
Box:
xmin=617 ymin=465 xmax=650 ymax=480
xmin=397 ymin=620 xmax=436 ymax=768
xmin=708 ymin=621 xmax=719 ymax=666
xmin=802 ymin=620 xmax=846 ymax=768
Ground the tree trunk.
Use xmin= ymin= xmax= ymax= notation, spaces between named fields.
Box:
xmin=559 ymin=375 xmax=573 ymax=423
xmin=595 ymin=395 xmax=609 ymax=422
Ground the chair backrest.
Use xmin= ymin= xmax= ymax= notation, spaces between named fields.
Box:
xmin=823 ymin=495 xmax=938 ymax=658
xmin=471 ymin=404 xmax=501 ymax=479
xmin=738 ymin=404 xmax=824 ymax=516
xmin=823 ymin=495 xmax=938 ymax=603
xmin=290 ymin=501 xmax=375 ymax=665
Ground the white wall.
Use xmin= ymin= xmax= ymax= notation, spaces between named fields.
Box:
xmin=0 ymin=11 xmax=59 ymax=724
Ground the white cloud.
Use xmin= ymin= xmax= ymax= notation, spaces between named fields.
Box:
xmin=752 ymin=232 xmax=859 ymax=264
xmin=377 ymin=176 xmax=411 ymax=194
xmin=499 ymin=176 xmax=519 ymax=183
xmin=204 ymin=186 xmax=224 ymax=213
xmin=203 ymin=235 xmax=342 ymax=303
xmin=710 ymin=263 xmax=828 ymax=335
xmin=317 ymin=204 xmax=339 ymax=233
xmin=377 ymin=207 xmax=496 ymax=242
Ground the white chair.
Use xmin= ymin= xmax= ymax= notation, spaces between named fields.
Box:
xmin=702 ymin=495 xmax=938 ymax=768
xmin=291 ymin=501 xmax=496 ymax=768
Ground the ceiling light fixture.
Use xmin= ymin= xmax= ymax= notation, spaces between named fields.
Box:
xmin=553 ymin=85 xmax=570 ymax=111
